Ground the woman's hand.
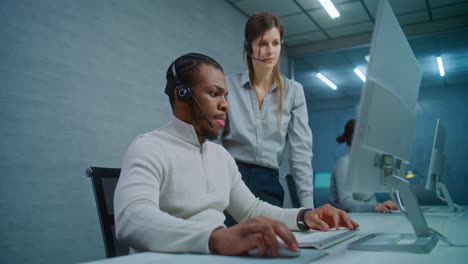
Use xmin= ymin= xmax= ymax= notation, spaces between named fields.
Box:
xmin=375 ymin=200 xmax=398 ymax=213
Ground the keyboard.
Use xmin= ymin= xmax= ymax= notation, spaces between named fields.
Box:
xmin=294 ymin=228 xmax=358 ymax=250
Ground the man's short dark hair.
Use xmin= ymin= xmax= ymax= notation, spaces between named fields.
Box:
xmin=165 ymin=53 xmax=224 ymax=108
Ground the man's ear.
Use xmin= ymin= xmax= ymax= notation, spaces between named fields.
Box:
xmin=173 ymin=86 xmax=182 ymax=104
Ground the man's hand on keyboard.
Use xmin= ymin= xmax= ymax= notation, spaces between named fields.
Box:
xmin=305 ymin=204 xmax=359 ymax=231
xmin=209 ymin=216 xmax=299 ymax=257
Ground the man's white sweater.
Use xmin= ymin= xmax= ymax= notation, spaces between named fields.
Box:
xmin=114 ymin=116 xmax=300 ymax=254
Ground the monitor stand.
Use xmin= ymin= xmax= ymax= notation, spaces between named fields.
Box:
xmin=423 ymin=182 xmax=457 ymax=213
xmin=424 ymin=176 xmax=466 ymax=213
xmin=437 ymin=182 xmax=455 ymax=209
xmin=348 ymin=155 xmax=439 ymax=253
xmin=435 ymin=180 xmax=466 ymax=212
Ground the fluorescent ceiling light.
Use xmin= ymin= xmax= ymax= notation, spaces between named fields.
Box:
xmin=436 ymin=56 xmax=445 ymax=77
xmin=319 ymin=0 xmax=340 ymax=19
xmin=316 ymin=73 xmax=337 ymax=90
xmin=353 ymin=67 xmax=366 ymax=82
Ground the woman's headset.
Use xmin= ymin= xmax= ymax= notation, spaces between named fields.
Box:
xmin=243 ymin=38 xmax=284 ymax=62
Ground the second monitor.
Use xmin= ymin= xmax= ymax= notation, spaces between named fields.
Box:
xmin=424 ymin=118 xmax=465 ymax=212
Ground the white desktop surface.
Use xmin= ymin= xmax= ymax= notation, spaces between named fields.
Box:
xmin=317 ymin=211 xmax=467 ymax=264
xmin=81 ymin=250 xmax=328 ymax=264
xmin=81 ymin=210 xmax=468 ymax=264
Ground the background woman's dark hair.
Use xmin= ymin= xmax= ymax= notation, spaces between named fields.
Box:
xmin=244 ymin=12 xmax=284 ymax=118
xmin=336 ymin=119 xmax=355 ymax=146
xmin=165 ymin=53 xmax=224 ymax=109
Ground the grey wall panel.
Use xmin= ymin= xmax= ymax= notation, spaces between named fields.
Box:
xmin=0 ymin=0 xmax=255 ymax=263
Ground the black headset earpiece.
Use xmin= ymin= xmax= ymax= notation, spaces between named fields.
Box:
xmin=171 ymin=61 xmax=193 ymax=102
xmin=168 ymin=58 xmax=214 ymax=128
xmin=176 ymin=85 xmax=192 ymax=102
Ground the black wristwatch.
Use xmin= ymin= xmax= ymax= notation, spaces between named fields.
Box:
xmin=297 ymin=208 xmax=313 ymax=230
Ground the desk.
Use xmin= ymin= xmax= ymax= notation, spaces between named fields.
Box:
xmin=81 ymin=210 xmax=468 ymax=264
xmin=317 ymin=211 xmax=467 ymax=264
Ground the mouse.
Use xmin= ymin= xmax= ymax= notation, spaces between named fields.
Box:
xmin=247 ymin=245 xmax=301 ymax=258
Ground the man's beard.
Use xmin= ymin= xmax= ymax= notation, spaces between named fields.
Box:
xmin=200 ymin=125 xmax=219 ymax=141
xmin=191 ymin=104 xmax=219 ymax=141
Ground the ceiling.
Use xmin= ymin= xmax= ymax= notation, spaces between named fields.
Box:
xmin=226 ymin=0 xmax=468 ymax=111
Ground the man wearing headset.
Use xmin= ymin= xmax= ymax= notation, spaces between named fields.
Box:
xmin=113 ymin=53 xmax=358 ymax=257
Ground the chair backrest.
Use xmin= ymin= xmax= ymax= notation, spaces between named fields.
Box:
xmin=285 ymin=174 xmax=301 ymax=208
xmin=86 ymin=167 xmax=128 ymax=258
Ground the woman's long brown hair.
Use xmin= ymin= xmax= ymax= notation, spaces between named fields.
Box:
xmin=244 ymin=12 xmax=285 ymax=120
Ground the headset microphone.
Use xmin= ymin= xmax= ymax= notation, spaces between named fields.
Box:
xmin=250 ymin=56 xmax=267 ymax=62
xmin=244 ymin=40 xmax=267 ymax=62
xmin=191 ymin=96 xmax=214 ymax=128
xmin=171 ymin=61 xmax=214 ymax=128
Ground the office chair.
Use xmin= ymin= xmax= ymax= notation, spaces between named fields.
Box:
xmin=86 ymin=166 xmax=128 ymax=258
xmin=285 ymin=174 xmax=301 ymax=208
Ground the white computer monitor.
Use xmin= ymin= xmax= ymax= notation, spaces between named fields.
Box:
xmin=425 ymin=119 xmax=446 ymax=191
xmin=344 ymin=0 xmax=440 ymax=253
xmin=345 ymin=0 xmax=420 ymax=193
xmin=425 ymin=119 xmax=464 ymax=212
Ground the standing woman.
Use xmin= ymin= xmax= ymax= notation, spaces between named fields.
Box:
xmin=221 ymin=12 xmax=314 ymax=216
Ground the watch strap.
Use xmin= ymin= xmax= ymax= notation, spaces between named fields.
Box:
xmin=297 ymin=208 xmax=313 ymax=230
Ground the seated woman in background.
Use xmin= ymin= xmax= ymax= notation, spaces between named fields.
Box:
xmin=329 ymin=119 xmax=397 ymax=213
